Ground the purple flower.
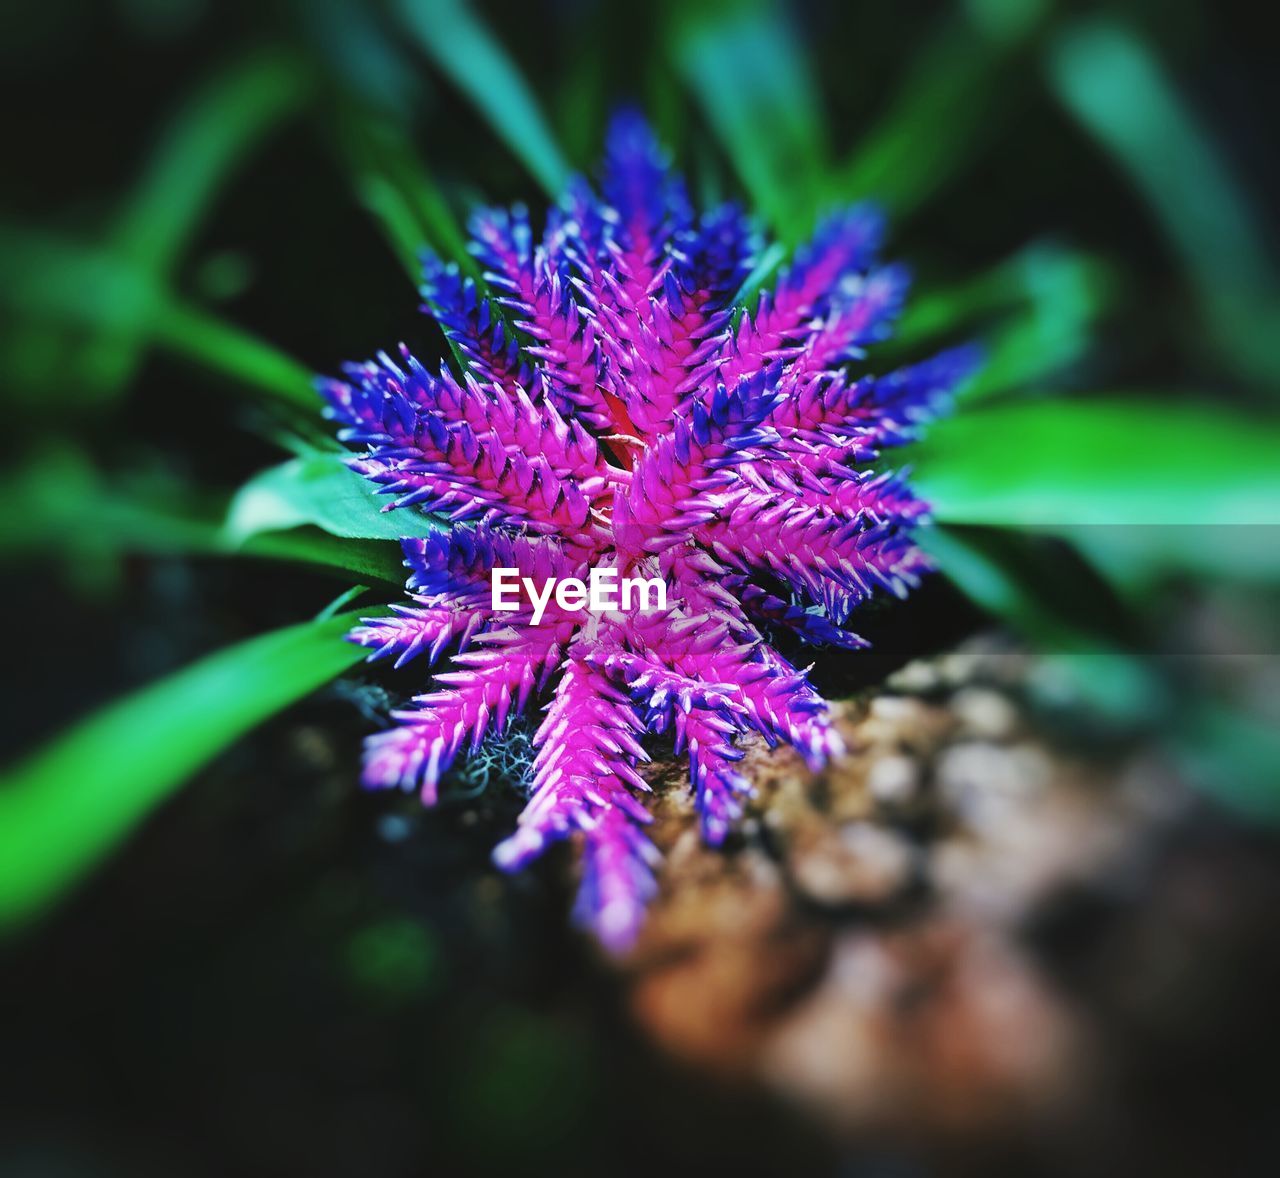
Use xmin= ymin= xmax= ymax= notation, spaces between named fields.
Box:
xmin=323 ymin=111 xmax=978 ymax=952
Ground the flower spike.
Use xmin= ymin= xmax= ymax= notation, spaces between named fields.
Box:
xmin=324 ymin=112 xmax=979 ymax=950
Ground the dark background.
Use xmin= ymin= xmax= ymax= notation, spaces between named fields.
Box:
xmin=1 ymin=1 xmax=1278 ymax=1175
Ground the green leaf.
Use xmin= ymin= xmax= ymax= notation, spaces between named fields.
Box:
xmin=299 ymin=0 xmax=425 ymax=117
xmin=1174 ymin=703 xmax=1280 ymax=824
xmin=393 ymin=0 xmax=569 ymax=197
xmin=244 ymin=529 xmax=406 ymax=584
xmin=1048 ymin=20 xmax=1280 ymax=390
xmin=731 ymin=241 xmax=788 ymax=319
xmin=672 ymin=0 xmax=827 ymax=240
xmin=833 ymin=22 xmax=1020 ymax=219
xmin=112 ymin=49 xmax=314 ymax=279
xmin=0 ymin=449 xmax=405 ymax=585
xmin=884 ymin=243 xmax=1119 ymax=399
xmin=919 ymin=524 xmax=1130 ymax=651
xmin=910 ymin=400 xmax=1280 ymax=527
xmin=226 ymin=452 xmax=445 ymax=543
xmin=552 ymin=1 xmax=611 ymax=169
xmin=0 ymin=228 xmax=318 ymax=410
xmin=39 ymin=50 xmax=312 ymax=402
xmin=153 ymin=300 xmax=320 ymax=410
xmin=892 ymin=243 xmax=1117 ymax=356
xmin=0 ymin=611 xmax=370 ymax=934
xmin=332 ymin=102 xmax=480 ymax=286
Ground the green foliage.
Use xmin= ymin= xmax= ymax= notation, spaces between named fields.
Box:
xmin=331 ymin=101 xmax=481 ymax=286
xmin=1 ymin=228 xmax=318 ymax=410
xmin=345 ymin=917 xmax=442 ymax=1000
xmin=1048 ymin=19 xmax=1280 ymax=389
xmin=6 ymin=50 xmax=312 ymax=406
xmin=671 ymin=0 xmax=828 ymax=240
xmin=887 ymin=244 xmax=1120 ymax=398
xmin=227 ymin=451 xmax=445 ymax=544
xmin=910 ymin=399 xmax=1280 ymax=542
xmin=393 ymin=0 xmax=570 ymax=197
xmin=0 ymin=611 xmax=370 ymax=933
xmin=0 ymin=449 xmax=405 ymax=585
xmin=832 ymin=22 xmax=1019 ymax=220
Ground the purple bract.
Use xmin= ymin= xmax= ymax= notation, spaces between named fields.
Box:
xmin=322 ymin=112 xmax=978 ymax=951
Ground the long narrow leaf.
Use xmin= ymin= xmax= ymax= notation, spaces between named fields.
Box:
xmin=0 ymin=228 xmax=317 ymax=410
xmin=910 ymin=400 xmax=1280 ymax=527
xmin=892 ymin=244 xmax=1116 ymax=353
xmin=393 ymin=0 xmax=569 ymax=196
xmin=833 ymin=22 xmax=1021 ymax=219
xmin=0 ymin=452 xmax=405 ymax=584
xmin=333 ymin=103 xmax=480 ymax=284
xmin=920 ymin=523 xmax=1141 ymax=649
xmin=113 ymin=50 xmax=314 ymax=277
xmin=671 ymin=0 xmax=827 ymax=239
xmin=909 ymin=399 xmax=1280 ymax=582
xmin=0 ymin=611 xmax=369 ymax=932
xmin=80 ymin=50 xmax=313 ymax=398
xmin=227 ymin=452 xmax=445 ymax=543
xmin=1048 ymin=20 xmax=1280 ymax=389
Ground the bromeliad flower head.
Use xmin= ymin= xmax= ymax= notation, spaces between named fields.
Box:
xmin=322 ymin=111 xmax=979 ymax=952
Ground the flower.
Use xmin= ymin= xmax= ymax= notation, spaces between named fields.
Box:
xmin=321 ymin=111 xmax=978 ymax=952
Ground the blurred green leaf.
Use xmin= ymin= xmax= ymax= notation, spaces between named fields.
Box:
xmin=0 ymin=610 xmax=370 ymax=933
xmin=154 ymin=301 xmax=320 ymax=409
xmin=553 ymin=3 xmax=610 ymax=168
xmin=0 ymin=449 xmax=405 ymax=584
xmin=893 ymin=243 xmax=1116 ymax=356
xmin=884 ymin=243 xmax=1119 ymax=399
xmin=1061 ymin=524 xmax=1280 ymax=589
xmin=55 ymin=50 xmax=312 ymax=400
xmin=1 ymin=228 xmax=318 ymax=410
xmin=962 ymin=299 xmax=1096 ymax=399
xmin=730 ymin=241 xmax=787 ymax=322
xmin=910 ymin=399 xmax=1280 ymax=529
xmin=929 ymin=528 xmax=1279 ymax=821
xmin=1048 ymin=20 xmax=1280 ymax=389
xmin=919 ymin=524 xmax=1130 ymax=651
xmin=332 ymin=103 xmax=480 ymax=285
xmin=671 ymin=0 xmax=827 ymax=240
xmin=923 ymin=526 xmax=1183 ymax=746
xmin=345 ymin=917 xmax=441 ymax=1001
xmin=963 ymin=0 xmax=1050 ymax=46
xmin=299 ymin=0 xmax=425 ymax=116
xmin=113 ymin=49 xmax=313 ymax=278
xmin=394 ymin=0 xmax=569 ymax=197
xmin=833 ymin=21 xmax=1022 ymax=219
xmin=1175 ymin=703 xmax=1280 ymax=823
xmin=227 ymin=452 xmax=445 ymax=543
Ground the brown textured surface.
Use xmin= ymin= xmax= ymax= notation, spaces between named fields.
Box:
xmin=614 ymin=641 xmax=1190 ymax=1139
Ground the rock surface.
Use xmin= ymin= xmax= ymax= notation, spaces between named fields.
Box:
xmin=611 ymin=638 xmax=1195 ymax=1139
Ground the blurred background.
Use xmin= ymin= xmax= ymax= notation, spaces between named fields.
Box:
xmin=1 ymin=0 xmax=1278 ymax=1175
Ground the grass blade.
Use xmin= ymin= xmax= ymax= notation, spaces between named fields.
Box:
xmin=893 ymin=243 xmax=1116 ymax=353
xmin=1047 ymin=20 xmax=1280 ymax=389
xmin=113 ymin=49 xmax=314 ymax=277
xmin=909 ymin=399 xmax=1280 ymax=581
xmin=0 ymin=611 xmax=369 ymax=933
xmin=332 ymin=103 xmax=481 ymax=285
xmin=1 ymin=228 xmax=318 ymax=410
xmin=76 ymin=50 xmax=313 ymax=399
xmin=832 ymin=22 xmax=1019 ymax=219
xmin=0 ymin=450 xmax=405 ymax=584
xmin=393 ymin=0 xmax=569 ymax=197
xmin=671 ymin=0 xmax=827 ymax=240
